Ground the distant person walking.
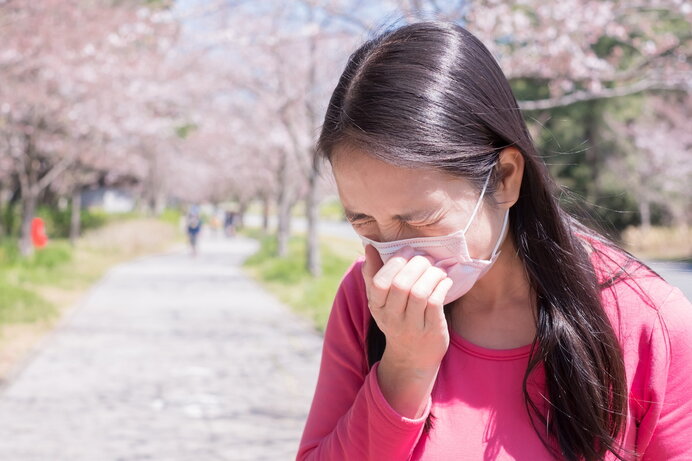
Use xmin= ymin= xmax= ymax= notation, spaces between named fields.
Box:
xmin=224 ymin=210 xmax=237 ymax=237
xmin=186 ymin=206 xmax=203 ymax=257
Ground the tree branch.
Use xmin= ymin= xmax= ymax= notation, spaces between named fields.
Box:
xmin=33 ymin=155 xmax=75 ymax=194
xmin=518 ymin=80 xmax=687 ymax=111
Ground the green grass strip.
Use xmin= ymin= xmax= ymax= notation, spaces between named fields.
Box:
xmin=241 ymin=228 xmax=361 ymax=332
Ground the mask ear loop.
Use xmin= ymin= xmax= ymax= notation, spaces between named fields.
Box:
xmin=462 ymin=169 xmax=493 ymax=234
xmin=489 ymin=209 xmax=510 ymax=258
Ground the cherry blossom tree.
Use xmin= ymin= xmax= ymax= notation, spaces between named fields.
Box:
xmin=0 ymin=0 xmax=183 ymax=254
xmin=463 ymin=0 xmax=691 ymax=109
xmin=604 ymin=93 xmax=692 ymax=229
xmin=308 ymin=0 xmax=692 ymax=229
xmin=0 ymin=0 xmax=212 ymax=254
xmin=310 ymin=0 xmax=691 ymax=107
xmin=182 ymin=0 xmax=354 ymax=271
xmin=3 ymin=0 xmax=688 ymax=266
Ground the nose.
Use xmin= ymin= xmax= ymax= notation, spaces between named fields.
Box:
xmin=372 ymin=228 xmax=422 ymax=243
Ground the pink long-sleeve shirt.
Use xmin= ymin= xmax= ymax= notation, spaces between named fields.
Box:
xmin=296 ymin=244 xmax=692 ymax=460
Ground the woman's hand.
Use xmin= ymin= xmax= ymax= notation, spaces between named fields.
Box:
xmin=361 ymin=243 xmax=454 ymax=418
xmin=362 ymin=243 xmax=453 ymax=370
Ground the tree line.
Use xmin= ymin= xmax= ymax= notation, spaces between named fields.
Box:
xmin=1 ymin=0 xmax=689 ymax=271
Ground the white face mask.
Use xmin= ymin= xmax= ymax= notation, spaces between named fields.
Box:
xmin=359 ymin=170 xmax=509 ymax=305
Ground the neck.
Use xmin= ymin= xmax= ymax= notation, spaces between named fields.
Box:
xmin=450 ymin=231 xmax=533 ymax=314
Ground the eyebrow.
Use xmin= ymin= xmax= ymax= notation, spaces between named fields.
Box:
xmin=343 ymin=208 xmax=438 ymax=223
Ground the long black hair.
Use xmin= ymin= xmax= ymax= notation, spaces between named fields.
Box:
xmin=317 ymin=22 xmax=645 ymax=461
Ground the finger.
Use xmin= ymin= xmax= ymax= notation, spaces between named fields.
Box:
xmin=386 ymin=254 xmax=435 ymax=314
xmin=404 ymin=266 xmax=448 ymax=326
xmin=367 ymin=245 xmax=416 ymax=309
xmin=373 ymin=245 xmax=416 ymax=282
xmin=362 ymin=244 xmax=385 ymax=311
xmin=361 ymin=243 xmax=384 ymax=283
xmin=424 ymin=277 xmax=454 ymax=329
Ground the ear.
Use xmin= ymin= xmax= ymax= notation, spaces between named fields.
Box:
xmin=494 ymin=147 xmax=524 ymax=209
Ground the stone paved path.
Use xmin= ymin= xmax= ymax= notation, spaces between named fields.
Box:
xmin=0 ymin=236 xmax=323 ymax=461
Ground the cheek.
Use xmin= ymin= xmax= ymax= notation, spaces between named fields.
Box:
xmin=463 ymin=214 xmax=498 ymax=258
xmin=351 ymin=222 xmax=377 ymax=239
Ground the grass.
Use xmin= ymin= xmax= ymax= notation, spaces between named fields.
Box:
xmin=0 ymin=217 xmax=183 ymax=380
xmin=240 ymin=227 xmax=362 ymax=332
xmin=0 ymin=242 xmax=74 ymax=327
xmin=621 ymin=225 xmax=691 ymax=261
xmin=0 ymin=279 xmax=54 ymax=325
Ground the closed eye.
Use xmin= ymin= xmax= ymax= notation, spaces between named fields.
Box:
xmin=350 ymin=216 xmax=443 ymax=229
xmin=350 ymin=219 xmax=374 ymax=228
xmin=408 ymin=216 xmax=444 ymax=228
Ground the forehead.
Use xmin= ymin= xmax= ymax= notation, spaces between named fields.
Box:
xmin=331 ymin=146 xmax=471 ymax=212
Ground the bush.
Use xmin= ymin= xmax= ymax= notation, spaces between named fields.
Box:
xmin=22 ymin=243 xmax=73 ymax=269
xmin=36 ymin=206 xmax=110 ymax=238
xmin=0 ymin=240 xmax=20 ymax=266
xmin=0 ymin=239 xmax=72 ymax=270
xmin=159 ymin=208 xmax=182 ymax=225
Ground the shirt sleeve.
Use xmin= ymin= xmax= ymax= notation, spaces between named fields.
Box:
xmin=636 ymin=286 xmax=692 ymax=460
xmin=296 ymin=259 xmax=431 ymax=461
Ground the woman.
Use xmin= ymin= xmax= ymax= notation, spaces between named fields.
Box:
xmin=296 ymin=22 xmax=691 ymax=461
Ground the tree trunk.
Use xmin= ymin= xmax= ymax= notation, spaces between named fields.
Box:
xmin=304 ymin=19 xmax=322 ymax=277
xmin=70 ymin=187 xmax=82 ymax=246
xmin=0 ymin=184 xmax=7 ymax=238
xmin=3 ymin=185 xmax=20 ymax=239
xmin=19 ymin=191 xmax=38 ymax=256
xmin=143 ymin=152 xmax=162 ymax=216
xmin=276 ymin=149 xmax=292 ymax=257
xmin=154 ymin=189 xmax=166 ymax=216
xmin=262 ymin=195 xmax=270 ymax=232
xmin=0 ymin=187 xmax=6 ymax=238
xmin=14 ymin=132 xmax=73 ymax=255
xmin=306 ymin=148 xmax=321 ymax=277
xmin=277 ymin=202 xmax=292 ymax=257
xmin=18 ymin=138 xmax=39 ymax=257
xmin=237 ymin=200 xmax=247 ymax=230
